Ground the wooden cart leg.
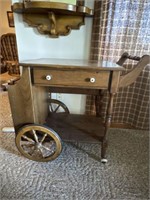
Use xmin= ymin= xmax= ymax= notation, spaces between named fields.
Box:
xmin=95 ymin=90 xmax=105 ymax=118
xmin=101 ymin=92 xmax=115 ymax=163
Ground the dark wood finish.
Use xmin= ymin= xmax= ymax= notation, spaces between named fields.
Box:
xmin=109 ymin=71 xmax=120 ymax=93
xmin=95 ymin=90 xmax=104 ymax=118
xmin=12 ymin=1 xmax=93 ymax=38
xmin=77 ymin=0 xmax=85 ymax=6
xmin=8 ymin=67 xmax=49 ymax=131
xmin=33 ymin=68 xmax=110 ymax=89
xmin=48 ymin=87 xmax=101 ymax=95
xmin=20 ymin=58 xmax=124 ymax=71
xmin=32 ymin=85 xmax=49 ymax=125
xmin=8 ymin=59 xmax=124 ymax=162
xmin=117 ymin=52 xmax=141 ymax=66
xmin=8 ymin=68 xmax=35 ymax=130
xmin=46 ymin=113 xmax=104 ymax=143
xmin=8 ymin=55 xmax=148 ymax=162
xmin=7 ymin=11 xmax=15 ymax=27
xmin=117 ymin=53 xmax=150 ymax=88
xmin=1 ymin=33 xmax=18 ymax=61
xmin=102 ymin=93 xmax=115 ymax=159
xmin=0 ymin=33 xmax=19 ymax=75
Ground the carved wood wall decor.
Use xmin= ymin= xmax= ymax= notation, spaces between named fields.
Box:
xmin=12 ymin=1 xmax=93 ymax=38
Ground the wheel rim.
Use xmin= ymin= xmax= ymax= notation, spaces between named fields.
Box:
xmin=16 ymin=124 xmax=62 ymax=162
xmin=48 ymin=99 xmax=69 ymax=113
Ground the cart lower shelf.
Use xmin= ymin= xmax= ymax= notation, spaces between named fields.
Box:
xmin=15 ymin=113 xmax=106 ymax=162
xmin=46 ymin=113 xmax=105 ymax=143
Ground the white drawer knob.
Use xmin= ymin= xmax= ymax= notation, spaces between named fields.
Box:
xmin=90 ymin=78 xmax=96 ymax=83
xmin=46 ymin=75 xmax=52 ymax=81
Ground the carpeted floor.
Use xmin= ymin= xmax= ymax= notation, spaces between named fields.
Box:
xmin=0 ymin=92 xmax=149 ymax=200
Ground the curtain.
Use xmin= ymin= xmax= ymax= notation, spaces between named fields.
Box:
xmin=86 ymin=0 xmax=150 ymax=130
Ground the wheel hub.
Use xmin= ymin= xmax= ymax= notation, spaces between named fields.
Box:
xmin=36 ymin=142 xmax=42 ymax=148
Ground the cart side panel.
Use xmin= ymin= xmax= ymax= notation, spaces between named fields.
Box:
xmin=8 ymin=67 xmax=48 ymax=131
xmin=32 ymin=85 xmax=49 ymax=125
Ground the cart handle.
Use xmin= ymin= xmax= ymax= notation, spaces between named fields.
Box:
xmin=117 ymin=52 xmax=149 ymax=88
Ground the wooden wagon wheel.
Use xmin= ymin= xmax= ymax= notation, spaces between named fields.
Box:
xmin=15 ymin=124 xmax=62 ymax=162
xmin=48 ymin=99 xmax=70 ymax=113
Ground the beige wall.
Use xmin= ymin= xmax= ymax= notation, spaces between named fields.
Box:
xmin=0 ymin=0 xmax=15 ymax=36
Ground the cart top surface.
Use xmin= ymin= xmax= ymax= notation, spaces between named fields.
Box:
xmin=19 ymin=58 xmax=124 ymax=71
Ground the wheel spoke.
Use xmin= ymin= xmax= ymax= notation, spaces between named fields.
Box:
xmin=48 ymin=100 xmax=69 ymax=114
xmin=37 ymin=147 xmax=44 ymax=158
xmin=42 ymin=141 xmax=55 ymax=154
xmin=29 ymin=146 xmax=43 ymax=158
xmin=32 ymin=130 xmax=39 ymax=143
xmin=42 ymin=145 xmax=53 ymax=152
xmin=49 ymin=103 xmax=54 ymax=112
xmin=22 ymin=135 xmax=35 ymax=143
xmin=21 ymin=143 xmax=35 ymax=148
xmin=20 ymin=141 xmax=36 ymax=155
xmin=33 ymin=147 xmax=44 ymax=158
xmin=40 ymin=133 xmax=47 ymax=143
xmin=53 ymin=104 xmax=61 ymax=113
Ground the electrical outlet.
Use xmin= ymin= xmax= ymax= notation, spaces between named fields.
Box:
xmin=56 ymin=93 xmax=62 ymax=101
xmin=48 ymin=92 xmax=51 ymax=99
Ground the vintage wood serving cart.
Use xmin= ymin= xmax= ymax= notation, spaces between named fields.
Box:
xmin=8 ymin=1 xmax=149 ymax=163
xmin=7 ymin=53 xmax=149 ymax=163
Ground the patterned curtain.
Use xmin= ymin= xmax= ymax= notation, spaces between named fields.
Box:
xmin=86 ymin=0 xmax=150 ymax=130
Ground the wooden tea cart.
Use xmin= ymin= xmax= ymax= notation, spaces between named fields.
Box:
xmin=7 ymin=53 xmax=149 ymax=163
xmin=8 ymin=1 xmax=149 ymax=163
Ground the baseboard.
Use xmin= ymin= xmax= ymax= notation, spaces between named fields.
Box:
xmin=110 ymin=123 xmax=140 ymax=130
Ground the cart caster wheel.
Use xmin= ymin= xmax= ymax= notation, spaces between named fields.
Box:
xmin=101 ymin=158 xmax=108 ymax=163
xmin=48 ymin=99 xmax=70 ymax=114
xmin=15 ymin=124 xmax=62 ymax=162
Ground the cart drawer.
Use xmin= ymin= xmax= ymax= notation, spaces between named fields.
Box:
xmin=33 ymin=69 xmax=110 ymax=88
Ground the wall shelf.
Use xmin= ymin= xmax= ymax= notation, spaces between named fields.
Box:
xmin=12 ymin=1 xmax=93 ymax=38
